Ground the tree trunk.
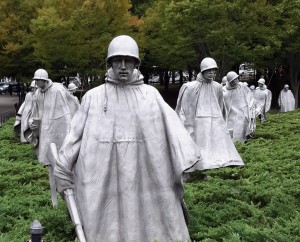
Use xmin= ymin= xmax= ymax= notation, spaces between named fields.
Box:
xmin=287 ymin=54 xmax=300 ymax=108
xmin=179 ymin=70 xmax=184 ymax=86
xmin=291 ymin=81 xmax=300 ymax=108
xmin=164 ymin=71 xmax=169 ymax=92
xmin=159 ymin=71 xmax=164 ymax=86
xmin=171 ymin=71 xmax=175 ymax=84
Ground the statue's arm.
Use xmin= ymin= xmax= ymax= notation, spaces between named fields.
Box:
xmin=54 ymin=95 xmax=90 ymax=193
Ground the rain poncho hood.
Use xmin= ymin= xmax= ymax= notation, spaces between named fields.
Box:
xmin=106 ymin=68 xmax=144 ymax=85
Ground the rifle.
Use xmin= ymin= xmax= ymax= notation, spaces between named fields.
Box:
xmin=46 ymin=143 xmax=87 ymax=242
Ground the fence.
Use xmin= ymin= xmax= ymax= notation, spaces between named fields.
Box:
xmin=0 ymin=110 xmax=16 ymax=127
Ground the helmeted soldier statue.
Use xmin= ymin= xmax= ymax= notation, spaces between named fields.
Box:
xmin=221 ymin=76 xmax=227 ymax=86
xmin=223 ymin=71 xmax=255 ymax=142
xmin=250 ymin=85 xmax=256 ymax=93
xmin=28 ymin=68 xmax=79 ymax=206
xmin=14 ymin=80 xmax=37 ymax=143
xmin=68 ymin=83 xmax=78 ymax=95
xmin=67 ymin=82 xmax=80 ymax=104
xmin=254 ymin=78 xmax=272 ymax=123
xmin=54 ymin=35 xmax=200 ymax=242
xmin=176 ymin=57 xmax=244 ymax=175
xmin=248 ymin=85 xmax=261 ymax=137
xmin=278 ymin=84 xmax=295 ymax=112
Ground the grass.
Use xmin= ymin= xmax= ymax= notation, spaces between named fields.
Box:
xmin=0 ymin=109 xmax=299 ymax=241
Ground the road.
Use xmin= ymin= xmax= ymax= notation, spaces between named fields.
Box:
xmin=0 ymin=94 xmax=19 ymax=113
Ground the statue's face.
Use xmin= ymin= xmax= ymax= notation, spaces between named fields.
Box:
xmin=202 ymin=68 xmax=217 ymax=81
xmin=229 ymin=78 xmax=239 ymax=87
xmin=111 ymin=56 xmax=136 ymax=82
xmin=35 ymin=79 xmax=47 ymax=89
xmin=258 ymin=83 xmax=263 ymax=88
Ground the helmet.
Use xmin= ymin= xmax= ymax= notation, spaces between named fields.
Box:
xmin=250 ymin=85 xmax=255 ymax=90
xmin=200 ymin=57 xmax=218 ymax=72
xmin=221 ymin=76 xmax=227 ymax=84
xmin=284 ymin=84 xmax=289 ymax=88
xmin=226 ymin=71 xmax=239 ymax=82
xmin=33 ymin=69 xmax=50 ymax=81
xmin=106 ymin=35 xmax=140 ymax=64
xmin=257 ymin=78 xmax=265 ymax=85
xmin=68 ymin=83 xmax=78 ymax=91
xmin=30 ymin=80 xmax=36 ymax=87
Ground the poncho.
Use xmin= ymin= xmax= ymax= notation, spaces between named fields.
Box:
xmin=254 ymin=85 xmax=272 ymax=114
xmin=54 ymin=69 xmax=200 ymax=242
xmin=30 ymin=80 xmax=79 ymax=165
xmin=13 ymin=91 xmax=35 ymax=143
xmin=223 ymin=82 xmax=254 ymax=142
xmin=278 ymin=89 xmax=295 ymax=112
xmin=175 ymin=73 xmax=244 ymax=171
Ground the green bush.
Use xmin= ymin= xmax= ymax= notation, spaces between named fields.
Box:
xmin=0 ymin=119 xmax=73 ymax=242
xmin=0 ymin=110 xmax=300 ymax=241
xmin=186 ymin=109 xmax=300 ymax=241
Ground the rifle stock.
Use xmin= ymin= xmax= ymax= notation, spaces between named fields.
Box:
xmin=64 ymin=189 xmax=87 ymax=242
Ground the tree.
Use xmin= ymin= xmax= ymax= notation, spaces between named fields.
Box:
xmin=140 ymin=0 xmax=197 ymax=87
xmin=0 ymin=0 xmax=44 ymax=81
xmin=31 ymin=0 xmax=140 ymax=86
xmin=275 ymin=0 xmax=300 ymax=107
xmin=129 ymin=0 xmax=155 ymax=17
xmin=166 ymin=0 xmax=282 ymax=77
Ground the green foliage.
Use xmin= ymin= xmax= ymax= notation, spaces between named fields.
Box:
xmin=31 ymin=0 xmax=138 ymax=82
xmin=0 ymin=119 xmax=73 ymax=241
xmin=140 ymin=0 xmax=197 ymax=71
xmin=185 ymin=109 xmax=300 ymax=241
xmin=1 ymin=110 xmax=300 ymax=241
xmin=141 ymin=0 xmax=283 ymax=76
xmin=0 ymin=0 xmax=42 ymax=78
xmin=1 ymin=0 xmax=300 ymax=106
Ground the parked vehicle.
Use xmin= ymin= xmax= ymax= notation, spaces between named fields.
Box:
xmin=6 ymin=81 xmax=26 ymax=94
xmin=239 ymin=63 xmax=257 ymax=82
xmin=149 ymin=74 xmax=160 ymax=84
xmin=0 ymin=83 xmax=9 ymax=94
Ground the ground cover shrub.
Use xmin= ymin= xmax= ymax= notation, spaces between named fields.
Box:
xmin=186 ymin=109 xmax=300 ymax=241
xmin=0 ymin=119 xmax=74 ymax=242
xmin=0 ymin=109 xmax=299 ymax=241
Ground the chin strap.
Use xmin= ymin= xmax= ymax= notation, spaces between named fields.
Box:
xmin=104 ymin=64 xmax=109 ymax=112
xmin=104 ymin=82 xmax=108 ymax=112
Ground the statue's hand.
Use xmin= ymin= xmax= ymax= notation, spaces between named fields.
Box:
xmin=29 ymin=118 xmax=40 ymax=130
xmin=55 ymin=176 xmax=74 ymax=194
